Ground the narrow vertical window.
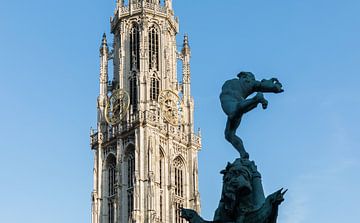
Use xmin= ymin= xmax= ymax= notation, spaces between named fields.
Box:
xmin=108 ymin=162 xmax=116 ymax=196
xmin=129 ymin=73 xmax=138 ymax=112
xmin=130 ymin=23 xmax=140 ymax=71
xmin=127 ymin=154 xmax=135 ymax=188
xmin=175 ymin=202 xmax=184 ymax=223
xmin=126 ymin=148 xmax=135 ymax=220
xmin=173 ymin=157 xmax=184 ymax=223
xmin=159 ymin=149 xmax=164 ymax=221
xmin=127 ymin=191 xmax=134 ymax=220
xmin=160 ymin=195 xmax=163 ymax=221
xmin=107 ymin=155 xmax=116 ymax=223
xmin=150 ymin=74 xmax=160 ymax=101
xmin=159 ymin=149 xmax=164 ymax=188
xmin=108 ymin=202 xmax=115 ymax=223
xmin=107 ymin=155 xmax=117 ymax=196
xmin=148 ymin=25 xmax=159 ymax=71
xmin=159 ymin=156 xmax=163 ymax=188
xmin=174 ymin=161 xmax=184 ymax=197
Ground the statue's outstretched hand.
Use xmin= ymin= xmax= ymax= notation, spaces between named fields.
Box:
xmin=270 ymin=78 xmax=284 ymax=93
xmin=260 ymin=78 xmax=284 ymax=93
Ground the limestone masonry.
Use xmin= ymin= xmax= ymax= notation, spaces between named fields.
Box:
xmin=90 ymin=1 xmax=201 ymax=222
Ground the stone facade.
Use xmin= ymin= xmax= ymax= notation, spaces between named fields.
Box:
xmin=90 ymin=1 xmax=201 ymax=222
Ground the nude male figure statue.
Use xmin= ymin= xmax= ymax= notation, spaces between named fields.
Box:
xmin=220 ymin=72 xmax=284 ymax=159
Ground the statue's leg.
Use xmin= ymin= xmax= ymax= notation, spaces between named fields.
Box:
xmin=237 ymin=93 xmax=267 ymax=114
xmin=224 ymin=94 xmax=267 ymax=159
xmin=224 ymin=117 xmax=249 ymax=159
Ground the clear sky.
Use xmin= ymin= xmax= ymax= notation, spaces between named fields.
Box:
xmin=1 ymin=0 xmax=359 ymax=222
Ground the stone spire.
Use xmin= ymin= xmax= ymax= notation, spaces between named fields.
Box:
xmin=98 ymin=33 xmax=109 ymax=124
xmin=181 ymin=34 xmax=191 ymax=97
xmin=165 ymin=0 xmax=173 ymax=9
xmin=181 ymin=34 xmax=194 ymax=140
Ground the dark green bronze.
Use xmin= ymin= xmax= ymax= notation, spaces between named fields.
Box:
xmin=181 ymin=72 xmax=286 ymax=223
xmin=220 ymin=72 xmax=284 ymax=159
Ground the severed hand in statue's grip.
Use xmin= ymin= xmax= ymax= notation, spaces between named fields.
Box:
xmin=258 ymin=77 xmax=284 ymax=93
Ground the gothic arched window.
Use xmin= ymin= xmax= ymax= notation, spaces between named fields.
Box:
xmin=129 ymin=73 xmax=138 ymax=112
xmin=127 ymin=153 xmax=135 ymax=188
xmin=173 ymin=156 xmax=185 ymax=223
xmin=125 ymin=146 xmax=135 ymax=219
xmin=150 ymin=73 xmax=160 ymax=101
xmin=159 ymin=148 xmax=164 ymax=188
xmin=107 ymin=154 xmax=117 ymax=196
xmin=174 ymin=157 xmax=184 ymax=197
xmin=148 ymin=25 xmax=159 ymax=71
xmin=130 ymin=22 xmax=140 ymax=71
xmin=106 ymin=154 xmax=116 ymax=223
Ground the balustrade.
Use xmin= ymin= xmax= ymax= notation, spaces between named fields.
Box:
xmin=117 ymin=2 xmax=167 ymax=17
xmin=91 ymin=109 xmax=201 ymax=147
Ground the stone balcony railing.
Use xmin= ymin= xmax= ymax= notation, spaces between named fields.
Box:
xmin=116 ymin=3 xmax=167 ymax=18
xmin=90 ymin=110 xmax=201 ymax=148
xmin=111 ymin=3 xmax=179 ymax=31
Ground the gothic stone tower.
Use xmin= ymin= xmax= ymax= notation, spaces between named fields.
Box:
xmin=90 ymin=1 xmax=201 ymax=223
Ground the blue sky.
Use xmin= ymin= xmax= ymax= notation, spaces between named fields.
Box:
xmin=1 ymin=0 xmax=360 ymax=222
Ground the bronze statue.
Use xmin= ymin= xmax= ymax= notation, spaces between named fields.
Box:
xmin=220 ymin=72 xmax=284 ymax=159
xmin=181 ymin=158 xmax=287 ymax=223
xmin=180 ymin=71 xmax=286 ymax=223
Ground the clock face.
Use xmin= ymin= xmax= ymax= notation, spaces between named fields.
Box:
xmin=158 ymin=90 xmax=182 ymax=126
xmin=105 ymin=89 xmax=130 ymax=125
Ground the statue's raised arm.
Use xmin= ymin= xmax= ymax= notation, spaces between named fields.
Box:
xmin=254 ymin=77 xmax=284 ymax=93
xmin=220 ymin=72 xmax=284 ymax=159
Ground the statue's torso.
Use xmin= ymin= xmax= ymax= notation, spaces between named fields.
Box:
xmin=220 ymin=78 xmax=252 ymax=101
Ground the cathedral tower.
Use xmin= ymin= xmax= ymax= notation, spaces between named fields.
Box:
xmin=90 ymin=1 xmax=201 ymax=223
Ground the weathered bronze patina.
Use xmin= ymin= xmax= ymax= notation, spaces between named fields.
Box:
xmin=181 ymin=72 xmax=286 ymax=223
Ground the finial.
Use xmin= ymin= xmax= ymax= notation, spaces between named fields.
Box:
xmin=182 ymin=34 xmax=190 ymax=55
xmin=100 ymin=33 xmax=108 ymax=55
xmin=184 ymin=34 xmax=189 ymax=44
xmin=102 ymin=33 xmax=107 ymax=45
xmin=165 ymin=0 xmax=172 ymax=9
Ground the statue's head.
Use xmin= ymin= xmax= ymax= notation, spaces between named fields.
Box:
xmin=237 ymin=71 xmax=255 ymax=83
xmin=220 ymin=159 xmax=253 ymax=211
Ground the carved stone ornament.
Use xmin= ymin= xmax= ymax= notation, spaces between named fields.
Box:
xmin=105 ymin=89 xmax=130 ymax=125
xmin=158 ymin=89 xmax=182 ymax=126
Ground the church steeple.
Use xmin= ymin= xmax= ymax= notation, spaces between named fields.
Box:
xmin=91 ymin=1 xmax=201 ymax=223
